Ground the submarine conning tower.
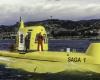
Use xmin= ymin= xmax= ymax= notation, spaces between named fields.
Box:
xmin=16 ymin=18 xmax=48 ymax=51
xmin=86 ymin=43 xmax=100 ymax=64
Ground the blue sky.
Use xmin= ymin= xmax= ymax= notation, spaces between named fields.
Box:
xmin=0 ymin=0 xmax=100 ymax=25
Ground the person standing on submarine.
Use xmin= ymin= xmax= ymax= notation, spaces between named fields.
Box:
xmin=36 ymin=32 xmax=44 ymax=51
xmin=25 ymin=33 xmax=30 ymax=52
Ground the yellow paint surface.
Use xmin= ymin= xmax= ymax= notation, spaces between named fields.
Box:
xmin=0 ymin=50 xmax=99 ymax=73
xmin=86 ymin=43 xmax=100 ymax=64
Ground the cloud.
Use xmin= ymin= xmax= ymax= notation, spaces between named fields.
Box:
xmin=0 ymin=0 xmax=100 ymax=25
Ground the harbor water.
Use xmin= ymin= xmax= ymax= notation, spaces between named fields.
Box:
xmin=0 ymin=39 xmax=91 ymax=52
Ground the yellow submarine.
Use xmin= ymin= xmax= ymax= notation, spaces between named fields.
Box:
xmin=0 ymin=19 xmax=100 ymax=74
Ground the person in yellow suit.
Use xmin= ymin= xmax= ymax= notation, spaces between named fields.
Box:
xmin=36 ymin=32 xmax=44 ymax=51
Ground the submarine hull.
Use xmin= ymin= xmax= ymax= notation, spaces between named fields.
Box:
xmin=0 ymin=51 xmax=99 ymax=73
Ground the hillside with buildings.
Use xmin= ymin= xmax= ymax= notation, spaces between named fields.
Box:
xmin=0 ymin=19 xmax=100 ymax=39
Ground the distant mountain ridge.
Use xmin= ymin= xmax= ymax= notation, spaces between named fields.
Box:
xmin=0 ymin=19 xmax=100 ymax=39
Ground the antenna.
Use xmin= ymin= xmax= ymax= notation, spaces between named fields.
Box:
xmin=50 ymin=16 xmax=52 ymax=20
xmin=20 ymin=16 xmax=22 ymax=22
